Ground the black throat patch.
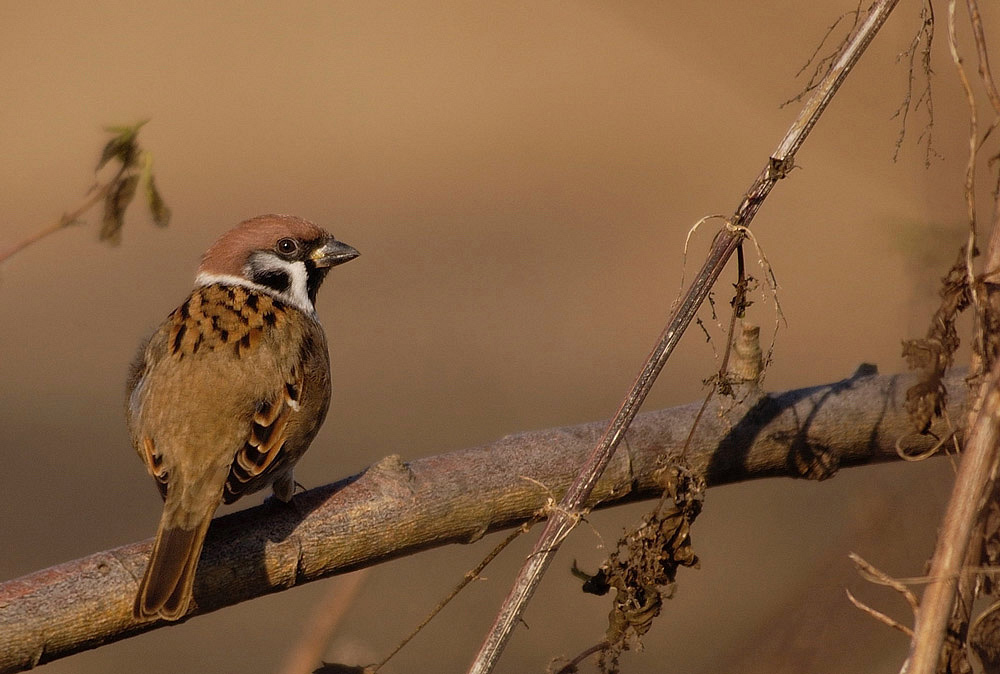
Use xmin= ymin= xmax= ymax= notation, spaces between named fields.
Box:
xmin=304 ymin=259 xmax=331 ymax=305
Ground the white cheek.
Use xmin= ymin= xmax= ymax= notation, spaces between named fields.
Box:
xmin=285 ymin=261 xmax=310 ymax=309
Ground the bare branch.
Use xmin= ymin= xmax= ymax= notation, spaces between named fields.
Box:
xmin=0 ymin=185 xmax=110 ymax=264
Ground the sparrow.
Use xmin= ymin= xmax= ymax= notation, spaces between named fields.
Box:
xmin=126 ymin=214 xmax=359 ymax=621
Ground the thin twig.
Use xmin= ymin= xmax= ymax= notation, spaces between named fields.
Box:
xmin=278 ymin=570 xmax=370 ymax=674
xmin=947 ymin=0 xmax=983 ymax=329
xmin=854 ymin=565 xmax=1000 ymax=587
xmin=782 ymin=0 xmax=865 ymax=107
xmin=373 ymin=524 xmax=531 ymax=672
xmin=850 ymin=551 xmax=921 ymax=613
xmin=466 ymin=2 xmax=902 ymax=672
xmin=0 ymin=183 xmax=111 ymax=264
xmin=965 ymin=0 xmax=1000 ymax=118
xmin=847 ymin=589 xmax=915 ymax=637
xmin=678 ymin=246 xmax=749 ymax=459
xmin=550 ymin=640 xmax=610 ymax=674
xmin=964 ymin=0 xmax=1000 ymax=257
xmin=891 ymin=1 xmax=937 ymax=165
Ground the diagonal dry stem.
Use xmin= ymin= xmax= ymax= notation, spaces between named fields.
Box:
xmin=466 ymin=2 xmax=903 ymax=672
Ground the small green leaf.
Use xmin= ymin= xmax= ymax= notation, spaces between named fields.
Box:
xmin=101 ymin=174 xmax=140 ymax=244
xmin=96 ymin=120 xmax=149 ymax=171
xmin=145 ymin=175 xmax=171 ymax=227
xmin=139 ymin=151 xmax=171 ymax=227
xmin=96 ymin=135 xmax=131 ymax=171
xmin=102 ymin=119 xmax=148 ymax=135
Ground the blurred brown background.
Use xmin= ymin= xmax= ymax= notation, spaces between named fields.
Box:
xmin=1 ymin=1 xmax=996 ymax=672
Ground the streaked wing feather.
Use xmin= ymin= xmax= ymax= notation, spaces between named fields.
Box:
xmin=142 ymin=436 xmax=169 ymax=499
xmin=223 ymin=365 xmax=304 ymax=504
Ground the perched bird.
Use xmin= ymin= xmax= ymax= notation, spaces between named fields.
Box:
xmin=126 ymin=214 xmax=359 ymax=621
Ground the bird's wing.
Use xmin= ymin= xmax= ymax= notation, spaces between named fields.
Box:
xmin=223 ymin=362 xmax=306 ymax=503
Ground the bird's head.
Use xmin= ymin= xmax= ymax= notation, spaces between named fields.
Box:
xmin=196 ymin=214 xmax=359 ymax=314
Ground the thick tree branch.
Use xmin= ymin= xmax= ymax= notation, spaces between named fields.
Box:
xmin=0 ymin=368 xmax=966 ymax=673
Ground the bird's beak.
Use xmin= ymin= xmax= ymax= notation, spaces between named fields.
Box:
xmin=311 ymin=239 xmax=360 ymax=268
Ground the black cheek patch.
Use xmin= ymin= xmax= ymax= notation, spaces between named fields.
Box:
xmin=251 ymin=269 xmax=291 ymax=295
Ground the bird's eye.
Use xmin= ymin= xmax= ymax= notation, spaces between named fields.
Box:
xmin=276 ymin=238 xmax=299 ymax=257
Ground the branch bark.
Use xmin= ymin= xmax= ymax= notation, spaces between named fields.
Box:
xmin=0 ymin=367 xmax=966 ymax=673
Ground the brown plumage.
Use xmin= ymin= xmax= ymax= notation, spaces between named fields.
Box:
xmin=127 ymin=214 xmax=358 ymax=621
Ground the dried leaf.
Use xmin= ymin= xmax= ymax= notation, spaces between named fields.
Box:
xmin=902 ymin=247 xmax=972 ymax=433
xmin=101 ymin=174 xmax=139 ymax=244
xmin=312 ymin=663 xmax=371 ymax=674
xmin=971 ymin=602 xmax=1000 ymax=672
xmin=582 ymin=464 xmax=704 ymax=673
xmin=573 ymin=561 xmax=610 ymax=596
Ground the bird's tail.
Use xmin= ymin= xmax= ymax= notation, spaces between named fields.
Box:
xmin=133 ymin=507 xmax=215 ymax=621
